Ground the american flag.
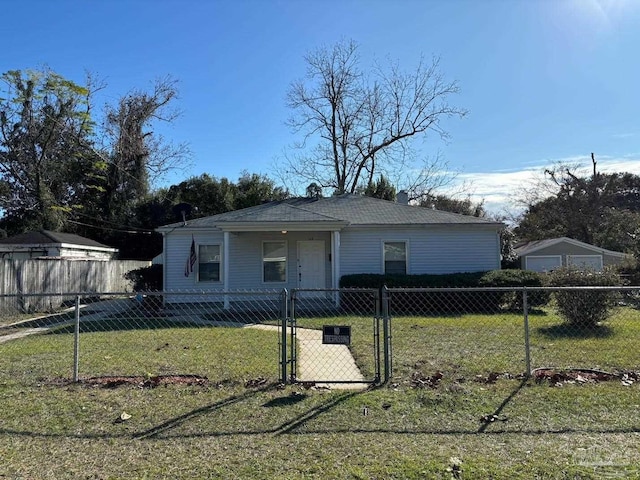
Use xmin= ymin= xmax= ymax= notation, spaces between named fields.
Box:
xmin=184 ymin=236 xmax=197 ymax=277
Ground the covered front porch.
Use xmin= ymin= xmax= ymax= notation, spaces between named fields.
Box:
xmin=219 ymin=227 xmax=344 ymax=292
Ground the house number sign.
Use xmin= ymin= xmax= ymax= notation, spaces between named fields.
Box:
xmin=322 ymin=325 xmax=351 ymax=345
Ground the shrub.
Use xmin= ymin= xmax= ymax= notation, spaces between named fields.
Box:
xmin=339 ymin=272 xmax=486 ymax=289
xmin=547 ymin=267 xmax=622 ymax=328
xmin=124 ymin=264 xmax=163 ymax=291
xmin=614 ymin=257 xmax=640 ymax=307
xmin=615 ymin=256 xmax=640 ymax=285
xmin=340 ymin=272 xmax=495 ymax=314
xmin=478 ymin=269 xmax=550 ymax=310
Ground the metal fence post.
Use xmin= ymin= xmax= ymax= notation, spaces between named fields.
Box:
xmin=373 ymin=289 xmax=381 ymax=384
xmin=289 ymin=289 xmax=297 ymax=383
xmin=523 ymin=288 xmax=532 ymax=377
xmin=280 ymin=289 xmax=288 ymax=383
xmin=73 ymin=295 xmax=80 ymax=382
xmin=382 ymin=286 xmax=391 ymax=383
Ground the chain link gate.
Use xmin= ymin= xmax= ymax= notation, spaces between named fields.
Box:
xmin=284 ymin=288 xmax=385 ymax=387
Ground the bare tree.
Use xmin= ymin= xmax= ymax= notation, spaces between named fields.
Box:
xmin=99 ymin=77 xmax=191 ymax=221
xmin=283 ymin=39 xmax=467 ymax=195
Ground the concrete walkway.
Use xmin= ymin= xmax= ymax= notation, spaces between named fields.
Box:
xmin=249 ymin=324 xmax=368 ymax=390
xmin=0 ymin=298 xmax=134 ymax=344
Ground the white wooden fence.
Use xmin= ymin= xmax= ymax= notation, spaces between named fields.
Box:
xmin=0 ymin=258 xmax=150 ymax=313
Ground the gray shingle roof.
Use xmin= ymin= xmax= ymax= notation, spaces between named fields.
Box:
xmin=0 ymin=230 xmax=115 ymax=249
xmin=515 ymin=237 xmax=626 ymax=257
xmin=160 ymin=194 xmax=502 ymax=229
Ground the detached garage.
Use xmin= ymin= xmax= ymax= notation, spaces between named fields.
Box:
xmin=515 ymin=237 xmax=627 ymax=273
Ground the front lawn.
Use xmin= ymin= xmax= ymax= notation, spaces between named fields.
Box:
xmin=2 ymin=307 xmax=640 ymax=478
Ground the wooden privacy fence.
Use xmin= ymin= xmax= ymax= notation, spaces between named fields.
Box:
xmin=0 ymin=258 xmax=150 ymax=313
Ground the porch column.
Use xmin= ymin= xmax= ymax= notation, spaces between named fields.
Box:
xmin=331 ymin=231 xmax=341 ymax=288
xmin=223 ymin=231 xmax=230 ymax=309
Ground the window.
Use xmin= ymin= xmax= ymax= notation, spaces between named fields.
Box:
xmin=263 ymin=241 xmax=287 ymax=282
xmin=567 ymin=255 xmax=603 ymax=272
xmin=384 ymin=241 xmax=407 ymax=275
xmin=198 ymin=245 xmax=221 ymax=282
xmin=525 ymin=255 xmax=562 ymax=273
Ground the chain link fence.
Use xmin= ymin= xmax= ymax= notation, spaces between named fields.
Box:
xmin=0 ymin=291 xmax=285 ymax=387
xmin=289 ymin=288 xmax=381 ymax=386
xmin=2 ymin=286 xmax=640 ymax=388
xmin=385 ymin=286 xmax=640 ymax=385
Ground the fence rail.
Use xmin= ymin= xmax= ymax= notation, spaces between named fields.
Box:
xmin=1 ymin=286 xmax=640 ymax=387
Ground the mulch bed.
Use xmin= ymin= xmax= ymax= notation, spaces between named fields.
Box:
xmin=408 ymin=368 xmax=640 ymax=389
xmin=80 ymin=374 xmax=211 ymax=388
xmin=533 ymin=368 xmax=640 ymax=386
xmin=49 ymin=374 xmax=271 ymax=389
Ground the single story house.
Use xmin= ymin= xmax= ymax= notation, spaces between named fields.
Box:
xmin=514 ymin=237 xmax=627 ymax=273
xmin=0 ymin=230 xmax=118 ymax=260
xmin=157 ymin=194 xmax=503 ymax=295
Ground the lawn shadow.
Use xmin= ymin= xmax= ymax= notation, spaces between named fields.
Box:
xmin=477 ymin=377 xmax=528 ymax=433
xmin=537 ymin=323 xmax=615 ymax=339
xmin=273 ymin=390 xmax=363 ymax=435
xmin=0 ymin=311 xmax=76 ymax=330
xmin=133 ymin=386 xmax=363 ymax=440
xmin=134 ymin=383 xmax=281 ymax=440
xmin=45 ymin=308 xmax=281 ymax=335
xmin=48 ymin=316 xmax=211 ymax=334
xmin=263 ymin=392 xmax=308 ymax=407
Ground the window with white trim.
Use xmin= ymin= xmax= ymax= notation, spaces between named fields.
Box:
xmin=525 ymin=255 xmax=562 ymax=273
xmin=198 ymin=245 xmax=221 ymax=282
xmin=263 ymin=241 xmax=287 ymax=283
xmin=384 ymin=241 xmax=407 ymax=275
xmin=567 ymin=254 xmax=603 ymax=271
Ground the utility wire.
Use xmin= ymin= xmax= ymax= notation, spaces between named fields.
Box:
xmin=67 ymin=219 xmax=154 ymax=234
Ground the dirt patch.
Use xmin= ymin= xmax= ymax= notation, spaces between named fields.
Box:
xmin=410 ymin=371 xmax=444 ymax=389
xmin=409 ymin=371 xmax=523 ymax=389
xmin=408 ymin=369 xmax=640 ymax=389
xmin=43 ymin=374 xmax=273 ymax=389
xmin=533 ymin=368 xmax=640 ymax=387
xmin=80 ymin=374 xmax=211 ymax=388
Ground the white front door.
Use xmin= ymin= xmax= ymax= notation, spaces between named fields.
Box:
xmin=297 ymin=241 xmax=326 ymax=289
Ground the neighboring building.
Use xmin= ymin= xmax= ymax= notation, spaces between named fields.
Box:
xmin=515 ymin=237 xmax=627 ymax=273
xmin=157 ymin=194 xmax=503 ymax=294
xmin=0 ymin=230 xmax=118 ymax=260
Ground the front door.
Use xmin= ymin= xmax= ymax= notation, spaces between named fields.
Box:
xmin=297 ymin=241 xmax=326 ymax=289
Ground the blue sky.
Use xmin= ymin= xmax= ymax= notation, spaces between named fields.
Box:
xmin=3 ymin=0 xmax=640 ymax=215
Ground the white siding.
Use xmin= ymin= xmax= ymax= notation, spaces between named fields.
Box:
xmin=164 ymin=230 xmax=331 ymax=291
xmin=228 ymin=231 xmax=331 ymax=290
xmin=340 ymin=226 xmax=500 ymax=276
xmin=164 ymin=225 xmax=501 ymax=292
xmin=58 ymin=247 xmax=115 ymax=260
xmin=164 ymin=230 xmax=225 ymax=291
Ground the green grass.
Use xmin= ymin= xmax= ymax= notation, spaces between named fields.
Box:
xmin=3 ymin=307 xmax=640 ymax=478
xmin=297 ymin=307 xmax=640 ymax=382
xmin=1 ymin=322 xmax=280 ymax=385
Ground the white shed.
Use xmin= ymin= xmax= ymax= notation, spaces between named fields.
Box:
xmin=0 ymin=230 xmax=118 ymax=260
xmin=515 ymin=237 xmax=627 ymax=273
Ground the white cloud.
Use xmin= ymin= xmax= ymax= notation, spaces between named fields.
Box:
xmin=612 ymin=132 xmax=636 ymax=139
xmin=448 ymin=155 xmax=640 ymax=217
